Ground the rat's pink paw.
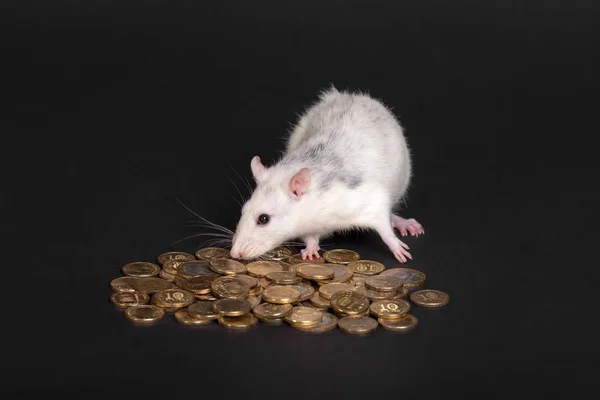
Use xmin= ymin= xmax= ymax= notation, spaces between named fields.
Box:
xmin=392 ymin=216 xmax=425 ymax=237
xmin=388 ymin=238 xmax=413 ymax=263
xmin=301 ymin=244 xmax=321 ymax=261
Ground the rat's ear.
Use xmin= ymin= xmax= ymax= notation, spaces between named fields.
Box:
xmin=289 ymin=168 xmax=311 ymax=199
xmin=251 ymin=156 xmax=267 ymax=182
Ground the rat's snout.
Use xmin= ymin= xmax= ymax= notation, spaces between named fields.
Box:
xmin=230 ymin=237 xmax=247 ymax=259
xmin=230 ymin=241 xmax=252 ymax=260
xmin=230 ymin=249 xmax=244 ymax=259
xmin=230 ymin=237 xmax=267 ymax=260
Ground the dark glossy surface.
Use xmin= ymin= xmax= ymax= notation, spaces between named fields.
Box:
xmin=2 ymin=1 xmax=598 ymax=398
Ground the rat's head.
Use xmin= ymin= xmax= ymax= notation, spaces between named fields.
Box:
xmin=230 ymin=156 xmax=311 ymax=260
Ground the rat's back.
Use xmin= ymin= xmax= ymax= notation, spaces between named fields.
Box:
xmin=285 ymin=87 xmax=412 ymax=204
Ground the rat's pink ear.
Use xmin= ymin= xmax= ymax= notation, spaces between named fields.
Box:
xmin=250 ymin=156 xmax=267 ymax=182
xmin=289 ymin=168 xmax=311 ymax=199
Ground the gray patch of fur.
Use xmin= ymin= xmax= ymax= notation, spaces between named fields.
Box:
xmin=346 ymin=174 xmax=363 ymax=189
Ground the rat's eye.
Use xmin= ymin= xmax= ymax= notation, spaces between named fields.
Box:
xmin=257 ymin=214 xmax=270 ymax=225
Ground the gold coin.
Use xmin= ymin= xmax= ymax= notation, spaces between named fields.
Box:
xmin=262 ymin=285 xmax=301 ymax=304
xmin=323 ymin=264 xmax=354 ymax=283
xmin=300 ymin=300 xmax=328 ymax=312
xmin=378 ymin=314 xmax=418 ymax=332
xmin=259 ymin=277 xmax=271 ymax=288
xmin=334 ymin=309 xmax=371 ymax=318
xmin=249 ymin=285 xmax=263 ymax=296
xmin=159 ymin=270 xmax=176 ymax=281
xmin=330 ymin=291 xmax=370 ymax=316
xmin=286 ymin=253 xmax=325 ymax=264
xmin=110 ymin=276 xmax=139 ymax=293
xmin=253 ymin=302 xmax=293 ymax=319
xmin=151 ymin=288 xmax=195 ymax=308
xmin=357 ymin=285 xmax=396 ymax=300
xmin=110 ymin=292 xmax=150 ymax=308
xmin=233 ymin=258 xmax=254 ymax=265
xmin=246 ymin=295 xmax=261 ymax=309
xmin=209 ymin=258 xmax=247 ymax=275
xmin=380 ymin=268 xmax=426 ymax=288
xmin=162 ymin=259 xmax=187 ymax=275
xmin=124 ymin=305 xmax=165 ymax=324
xmin=278 ymin=261 xmax=295 ymax=271
xmin=365 ymin=275 xmax=404 ymax=292
xmin=174 ymin=309 xmax=213 ymax=325
xmin=235 ymin=274 xmax=259 ymax=289
xmin=346 ymin=260 xmax=385 ymax=275
xmin=410 ymin=289 xmax=449 ymax=308
xmin=263 ymin=246 xmax=293 ymax=261
xmin=246 ymin=261 xmax=283 ymax=278
xmin=258 ymin=317 xmax=285 ymax=324
xmin=195 ymin=247 xmax=231 ymax=260
xmin=131 ymin=277 xmax=173 ymax=294
xmin=338 ymin=316 xmax=378 ymax=334
xmin=121 ymin=262 xmax=160 ymax=277
xmin=265 ymin=271 xmax=301 ymax=284
xmin=177 ymin=261 xmax=214 ymax=279
xmin=289 ymin=281 xmax=315 ymax=302
xmin=173 ymin=275 xmax=187 ymax=289
xmin=295 ymin=264 xmax=335 ymax=280
xmin=351 ymin=274 xmax=369 ymax=288
xmin=212 ymin=298 xmax=251 ymax=316
xmin=195 ymin=293 xmax=218 ymax=301
xmin=323 ymin=249 xmax=360 ymax=264
xmin=310 ymin=291 xmax=331 ymax=308
xmin=284 ymin=306 xmax=323 ymax=326
xmin=369 ymin=300 xmax=411 ymax=318
xmin=176 ymin=274 xmax=219 ymax=294
xmin=187 ymin=301 xmax=219 ymax=319
xmin=162 ymin=307 xmax=182 ymax=313
xmin=318 ymin=282 xmax=355 ymax=300
xmin=157 ymin=251 xmax=195 ymax=266
xmin=210 ymin=276 xmax=249 ymax=299
xmin=394 ymin=287 xmax=409 ymax=299
xmin=257 ymin=316 xmax=285 ymax=324
xmin=291 ymin=312 xmax=338 ymax=333
xmin=218 ymin=314 xmax=258 ymax=330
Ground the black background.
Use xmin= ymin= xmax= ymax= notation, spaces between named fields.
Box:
xmin=3 ymin=0 xmax=599 ymax=398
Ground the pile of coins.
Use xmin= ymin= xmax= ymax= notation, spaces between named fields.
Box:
xmin=109 ymin=247 xmax=449 ymax=335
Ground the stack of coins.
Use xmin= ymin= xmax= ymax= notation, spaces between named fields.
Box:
xmin=109 ymin=247 xmax=449 ymax=334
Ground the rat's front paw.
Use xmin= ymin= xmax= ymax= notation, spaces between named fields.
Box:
xmin=301 ymin=244 xmax=321 ymax=261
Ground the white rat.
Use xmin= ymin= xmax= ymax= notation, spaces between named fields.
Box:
xmin=230 ymin=86 xmax=424 ymax=263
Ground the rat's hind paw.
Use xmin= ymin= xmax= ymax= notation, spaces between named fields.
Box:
xmin=392 ymin=215 xmax=425 ymax=237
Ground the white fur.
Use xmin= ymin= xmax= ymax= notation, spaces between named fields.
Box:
xmin=231 ymin=86 xmax=414 ymax=261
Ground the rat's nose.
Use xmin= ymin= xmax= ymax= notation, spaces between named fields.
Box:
xmin=230 ymin=249 xmax=243 ymax=259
